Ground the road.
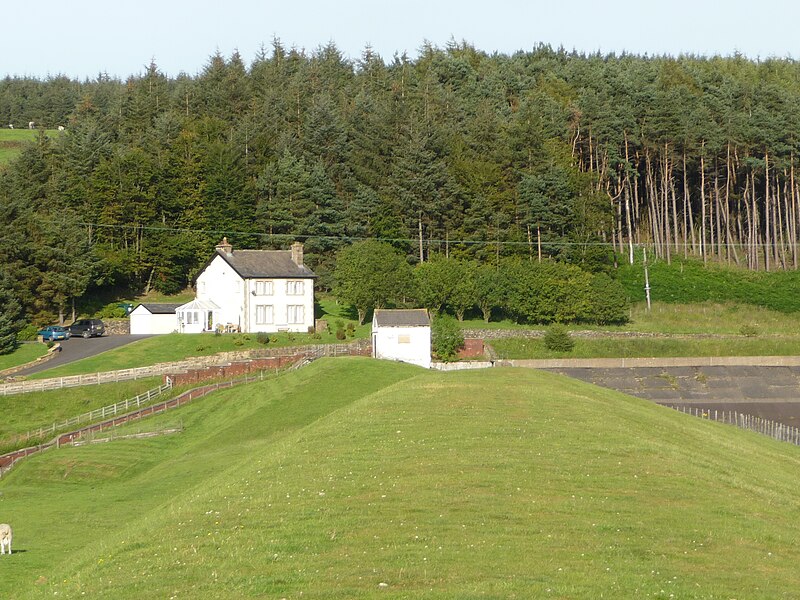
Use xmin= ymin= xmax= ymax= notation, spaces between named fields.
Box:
xmin=15 ymin=335 xmax=152 ymax=377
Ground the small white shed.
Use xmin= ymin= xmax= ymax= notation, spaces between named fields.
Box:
xmin=129 ymin=303 xmax=180 ymax=335
xmin=372 ymin=309 xmax=431 ymax=369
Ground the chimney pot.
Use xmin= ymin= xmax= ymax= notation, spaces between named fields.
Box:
xmin=216 ymin=237 xmax=233 ymax=256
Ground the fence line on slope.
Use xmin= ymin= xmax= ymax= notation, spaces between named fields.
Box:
xmin=669 ymin=405 xmax=800 ymax=446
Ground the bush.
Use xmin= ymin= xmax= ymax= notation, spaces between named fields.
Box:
xmin=96 ymin=302 xmax=129 ymax=319
xmin=256 ymin=332 xmax=270 ymax=345
xmin=17 ymin=324 xmax=39 ymax=341
xmin=335 ymin=328 xmax=346 ymax=340
xmin=432 ymin=315 xmax=465 ymax=362
xmin=739 ymin=324 xmax=759 ymax=337
xmin=543 ymin=324 xmax=575 ymax=352
xmin=346 ymin=322 xmax=355 ymax=337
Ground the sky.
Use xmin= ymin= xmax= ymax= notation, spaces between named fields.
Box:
xmin=3 ymin=0 xmax=799 ymax=79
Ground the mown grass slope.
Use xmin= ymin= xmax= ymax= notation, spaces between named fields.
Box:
xmin=2 ymin=359 xmax=800 ymax=598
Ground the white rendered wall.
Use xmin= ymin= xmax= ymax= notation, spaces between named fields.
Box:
xmin=196 ymin=256 xmax=245 ymax=330
xmin=373 ymin=325 xmax=431 ymax=369
xmin=245 ymin=277 xmax=315 ymax=333
xmin=129 ymin=310 xmax=178 ymax=335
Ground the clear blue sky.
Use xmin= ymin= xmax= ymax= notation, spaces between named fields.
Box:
xmin=4 ymin=0 xmax=798 ymax=79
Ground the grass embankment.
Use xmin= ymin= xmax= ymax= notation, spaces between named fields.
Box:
xmin=618 ymin=257 xmax=800 ymax=313
xmin=473 ymin=301 xmax=800 ymax=359
xmin=491 ymin=335 xmax=800 ymax=360
xmin=2 ymin=359 xmax=800 ymax=598
xmin=0 ymin=343 xmax=48 ymax=372
xmin=0 ymin=378 xmax=162 ymax=445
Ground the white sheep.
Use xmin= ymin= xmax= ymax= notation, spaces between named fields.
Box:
xmin=0 ymin=524 xmax=11 ymax=555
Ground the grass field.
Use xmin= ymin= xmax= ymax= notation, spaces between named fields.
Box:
xmin=0 ymin=129 xmax=60 ymax=166
xmin=0 ymin=343 xmax=48 ymax=372
xmin=1 ymin=359 xmax=800 ymax=598
xmin=490 ymin=334 xmax=800 ymax=359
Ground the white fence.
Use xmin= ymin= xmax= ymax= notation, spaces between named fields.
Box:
xmin=0 ymin=340 xmax=370 ymax=397
xmin=1 ymin=381 xmax=172 ymax=448
xmin=670 ymin=405 xmax=800 ymax=446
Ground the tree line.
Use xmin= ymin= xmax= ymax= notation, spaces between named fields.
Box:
xmin=334 ymin=240 xmax=628 ymax=326
xmin=1 ymin=41 xmax=800 ymax=328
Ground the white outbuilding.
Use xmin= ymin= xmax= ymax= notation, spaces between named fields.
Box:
xmin=129 ymin=303 xmax=181 ymax=335
xmin=371 ymin=309 xmax=431 ymax=369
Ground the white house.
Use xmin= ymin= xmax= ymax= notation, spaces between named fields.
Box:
xmin=176 ymin=238 xmax=316 ymax=334
xmin=372 ymin=309 xmax=431 ymax=369
xmin=132 ymin=239 xmax=316 ymax=335
xmin=129 ymin=303 xmax=182 ymax=334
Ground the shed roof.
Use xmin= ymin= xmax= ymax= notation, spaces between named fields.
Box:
xmin=373 ymin=309 xmax=431 ymax=328
xmin=214 ymin=249 xmax=315 ymax=279
xmin=134 ymin=303 xmax=182 ymax=315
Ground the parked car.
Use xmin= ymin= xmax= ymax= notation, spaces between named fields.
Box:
xmin=38 ymin=325 xmax=71 ymax=342
xmin=67 ymin=318 xmax=106 ymax=338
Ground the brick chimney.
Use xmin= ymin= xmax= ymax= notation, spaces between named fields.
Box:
xmin=291 ymin=241 xmax=304 ymax=267
xmin=216 ymin=237 xmax=233 ymax=256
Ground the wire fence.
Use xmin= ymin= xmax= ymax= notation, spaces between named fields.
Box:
xmin=669 ymin=405 xmax=800 ymax=446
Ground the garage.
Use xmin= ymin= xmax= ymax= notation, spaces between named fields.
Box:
xmin=129 ymin=303 xmax=180 ymax=335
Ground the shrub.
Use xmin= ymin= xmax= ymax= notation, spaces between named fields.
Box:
xmin=96 ymin=302 xmax=129 ymax=319
xmin=543 ymin=324 xmax=575 ymax=352
xmin=256 ymin=332 xmax=270 ymax=345
xmin=432 ymin=315 xmax=465 ymax=362
xmin=739 ymin=324 xmax=759 ymax=337
xmin=335 ymin=328 xmax=346 ymax=340
xmin=346 ymin=322 xmax=355 ymax=337
xmin=17 ymin=324 xmax=39 ymax=341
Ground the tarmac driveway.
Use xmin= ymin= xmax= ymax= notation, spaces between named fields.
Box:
xmin=15 ymin=335 xmax=152 ymax=377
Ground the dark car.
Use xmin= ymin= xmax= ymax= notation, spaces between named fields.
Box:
xmin=68 ymin=319 xmax=106 ymax=338
xmin=38 ymin=325 xmax=71 ymax=342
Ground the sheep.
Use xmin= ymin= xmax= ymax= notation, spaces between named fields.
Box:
xmin=0 ymin=524 xmax=11 ymax=555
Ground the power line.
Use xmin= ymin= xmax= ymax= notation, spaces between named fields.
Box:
xmin=78 ymin=221 xmax=800 ymax=250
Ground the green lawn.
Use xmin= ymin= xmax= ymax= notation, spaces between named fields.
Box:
xmin=2 ymin=359 xmax=800 ymax=598
xmin=0 ymin=343 xmax=48 ymax=372
xmin=27 ymin=329 xmax=364 ymax=379
xmin=491 ymin=334 xmax=800 ymax=359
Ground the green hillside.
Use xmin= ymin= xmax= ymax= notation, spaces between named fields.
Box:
xmin=2 ymin=359 xmax=800 ymax=598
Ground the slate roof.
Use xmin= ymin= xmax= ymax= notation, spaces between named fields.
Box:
xmin=373 ymin=309 xmax=431 ymax=327
xmin=136 ymin=303 xmax=182 ymax=314
xmin=214 ymin=249 xmax=316 ymax=279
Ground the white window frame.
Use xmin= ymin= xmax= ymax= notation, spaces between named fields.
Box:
xmin=254 ymin=280 xmax=273 ymax=296
xmin=287 ymin=305 xmax=305 ymax=324
xmin=286 ymin=280 xmax=304 ymax=295
xmin=256 ymin=304 xmax=274 ymax=325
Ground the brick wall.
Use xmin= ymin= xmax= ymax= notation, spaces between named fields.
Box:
xmin=456 ymin=338 xmax=485 ymax=360
xmin=164 ymin=354 xmax=304 ymax=386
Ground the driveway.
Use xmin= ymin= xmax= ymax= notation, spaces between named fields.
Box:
xmin=15 ymin=335 xmax=152 ymax=377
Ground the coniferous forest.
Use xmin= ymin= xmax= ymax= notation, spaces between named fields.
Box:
xmin=2 ymin=41 xmax=800 ymax=323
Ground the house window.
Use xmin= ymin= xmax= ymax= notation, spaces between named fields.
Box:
xmin=286 ymin=280 xmax=304 ymax=295
xmin=256 ymin=305 xmax=274 ymax=324
xmin=287 ymin=305 xmax=305 ymax=324
xmin=185 ymin=311 xmax=198 ymax=325
xmin=398 ymin=334 xmax=411 ymax=344
xmin=254 ymin=280 xmax=273 ymax=296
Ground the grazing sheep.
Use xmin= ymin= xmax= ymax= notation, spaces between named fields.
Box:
xmin=0 ymin=524 xmax=11 ymax=555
